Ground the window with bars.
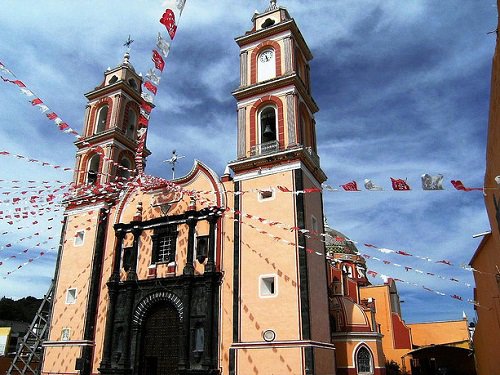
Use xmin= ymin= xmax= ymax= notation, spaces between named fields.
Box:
xmin=356 ymin=346 xmax=372 ymax=374
xmin=153 ymin=226 xmax=178 ymax=264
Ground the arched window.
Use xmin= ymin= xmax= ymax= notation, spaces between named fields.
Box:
xmin=125 ymin=109 xmax=137 ymax=139
xmin=128 ymin=79 xmax=138 ymax=90
xmin=87 ymin=154 xmax=100 ymax=185
xmin=257 ymin=48 xmax=276 ymax=82
xmin=95 ymin=105 xmax=108 ymax=133
xmin=259 ymin=106 xmax=277 ymax=144
xmin=356 ymin=346 xmax=372 ymax=374
xmin=118 ymin=158 xmax=132 ymax=181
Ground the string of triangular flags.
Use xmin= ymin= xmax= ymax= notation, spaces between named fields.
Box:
xmin=327 ymin=175 xmax=484 ymax=192
xmin=135 ymin=0 xmax=186 ymax=174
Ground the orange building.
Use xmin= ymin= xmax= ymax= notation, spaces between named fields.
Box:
xmin=358 ymin=281 xmax=412 ymax=371
xmin=325 ymin=229 xmax=386 ymax=375
xmin=41 ymin=2 xmax=337 ymax=375
xmin=469 ymin=1 xmax=500 ymax=374
xmin=404 ymin=319 xmax=475 ymax=375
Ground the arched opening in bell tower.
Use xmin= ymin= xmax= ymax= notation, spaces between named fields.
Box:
xmin=87 ymin=154 xmax=101 ymax=185
xmin=259 ymin=106 xmax=277 ymax=144
xmin=95 ymin=105 xmax=109 ymax=133
xmin=125 ymin=109 xmax=137 ymax=139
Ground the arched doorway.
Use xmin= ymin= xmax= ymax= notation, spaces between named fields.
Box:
xmin=139 ymin=302 xmax=180 ymax=375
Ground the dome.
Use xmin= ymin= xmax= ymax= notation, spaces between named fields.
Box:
xmin=330 ymin=296 xmax=372 ymax=332
xmin=324 ymin=227 xmax=359 ymax=255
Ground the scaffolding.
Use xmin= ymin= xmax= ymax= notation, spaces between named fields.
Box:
xmin=6 ymin=281 xmax=54 ymax=375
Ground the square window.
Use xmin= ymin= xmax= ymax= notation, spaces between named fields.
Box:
xmin=66 ymin=288 xmax=77 ymax=304
xmin=74 ymin=231 xmax=85 ymax=246
xmin=259 ymin=275 xmax=277 ymax=297
xmin=153 ymin=226 xmax=178 ymax=264
xmin=258 ymin=188 xmax=275 ymax=202
xmin=61 ymin=328 xmax=70 ymax=341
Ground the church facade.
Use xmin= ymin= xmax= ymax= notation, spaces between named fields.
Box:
xmin=39 ymin=2 xmax=393 ymax=375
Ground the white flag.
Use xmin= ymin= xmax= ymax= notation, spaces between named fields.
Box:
xmin=364 ymin=179 xmax=383 ymax=191
xmin=421 ymin=174 xmax=444 ymax=190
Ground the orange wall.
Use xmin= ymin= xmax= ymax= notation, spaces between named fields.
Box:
xmin=471 ymin=3 xmax=500 ymax=374
xmin=408 ymin=320 xmax=470 ymax=347
xmin=359 ymin=284 xmax=412 ymax=368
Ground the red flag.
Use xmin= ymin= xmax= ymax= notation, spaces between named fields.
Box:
xmin=58 ymin=122 xmax=69 ymax=130
xmin=450 ymin=180 xmax=482 ymax=192
xmin=31 ymin=98 xmax=43 ymax=106
xmin=152 ymin=50 xmax=165 ymax=72
xmin=138 ymin=115 xmax=149 ymax=127
xmin=367 ymin=270 xmax=378 ymax=278
xmin=160 ymin=9 xmax=177 ymax=39
xmin=144 ymin=81 xmax=158 ymax=95
xmin=391 ymin=178 xmax=410 ymax=190
xmin=141 ymin=101 xmax=153 ymax=114
xmin=364 ymin=243 xmax=378 ymax=248
xmin=2 ymin=77 xmax=26 ymax=87
xmin=436 ymin=259 xmax=452 ymax=266
xmin=451 ymin=294 xmax=463 ymax=301
xmin=277 ymin=186 xmax=292 ymax=192
xmin=396 ymin=250 xmax=412 ymax=256
xmin=46 ymin=112 xmax=58 ymax=120
xmin=304 ymin=188 xmax=322 ymax=193
xmin=340 ymin=181 xmax=360 ymax=191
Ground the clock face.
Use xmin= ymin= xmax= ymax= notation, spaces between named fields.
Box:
xmin=259 ymin=50 xmax=274 ymax=63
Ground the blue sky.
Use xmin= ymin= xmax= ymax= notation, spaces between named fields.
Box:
xmin=0 ymin=0 xmax=497 ymax=323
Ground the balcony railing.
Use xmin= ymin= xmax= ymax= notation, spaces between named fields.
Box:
xmin=250 ymin=140 xmax=280 ymax=156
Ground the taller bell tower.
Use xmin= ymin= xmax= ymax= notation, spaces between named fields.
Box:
xmin=224 ymin=2 xmax=335 ymax=374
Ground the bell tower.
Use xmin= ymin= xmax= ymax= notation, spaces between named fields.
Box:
xmin=73 ymin=52 xmax=146 ymax=189
xmin=224 ymin=2 xmax=335 ymax=374
xmin=230 ymin=0 xmax=325 ymax=183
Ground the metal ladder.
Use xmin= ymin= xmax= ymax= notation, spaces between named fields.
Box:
xmin=6 ymin=282 xmax=54 ymax=375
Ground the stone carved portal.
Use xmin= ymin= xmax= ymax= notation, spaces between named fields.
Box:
xmin=139 ymin=302 xmax=180 ymax=375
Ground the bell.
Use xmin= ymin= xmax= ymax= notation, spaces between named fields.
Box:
xmin=263 ymin=123 xmax=275 ymax=138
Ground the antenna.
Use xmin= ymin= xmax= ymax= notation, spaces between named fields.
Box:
xmin=163 ymin=150 xmax=185 ymax=179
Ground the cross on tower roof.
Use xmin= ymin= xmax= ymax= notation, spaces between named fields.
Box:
xmin=123 ymin=35 xmax=134 ymax=49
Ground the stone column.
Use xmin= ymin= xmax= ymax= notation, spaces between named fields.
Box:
xmin=205 ymin=214 xmax=218 ymax=273
xmin=286 ymin=92 xmax=297 ymax=147
xmin=127 ymin=226 xmax=141 ymax=281
xmin=237 ymin=107 xmax=246 ymax=159
xmin=240 ymin=51 xmax=248 ymax=86
xmin=183 ymin=216 xmax=197 ymax=276
xmin=284 ymin=36 xmax=293 ymax=74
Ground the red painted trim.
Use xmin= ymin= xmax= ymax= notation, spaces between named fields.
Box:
xmin=391 ymin=312 xmax=412 ymax=349
xmin=87 ymin=98 xmax=113 ymax=136
xmin=250 ymin=40 xmax=282 ymax=84
xmin=249 ymin=95 xmax=284 ymax=150
xmin=78 ymin=147 xmax=105 ymax=185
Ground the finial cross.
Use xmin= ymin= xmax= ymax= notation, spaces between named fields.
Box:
xmin=123 ymin=35 xmax=134 ymax=49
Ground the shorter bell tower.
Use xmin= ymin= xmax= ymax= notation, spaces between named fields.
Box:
xmin=73 ymin=52 xmax=146 ymax=189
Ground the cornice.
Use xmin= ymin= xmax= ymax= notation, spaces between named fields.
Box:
xmin=235 ymin=19 xmax=313 ymax=61
xmin=232 ymin=74 xmax=319 ymax=113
